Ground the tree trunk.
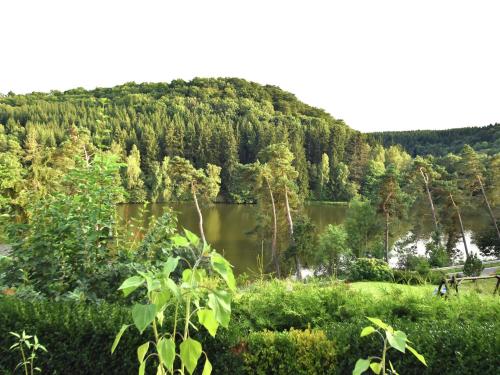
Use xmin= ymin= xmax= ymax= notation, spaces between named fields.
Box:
xmin=191 ymin=183 xmax=206 ymax=246
xmin=284 ymin=187 xmax=302 ymax=280
xmin=382 ymin=192 xmax=393 ymax=263
xmin=265 ymin=178 xmax=280 ymax=277
xmin=449 ymin=193 xmax=470 ymax=258
xmin=477 ymin=175 xmax=500 ymax=240
xmin=420 ymin=168 xmax=439 ymax=232
xmin=384 ymin=212 xmax=389 ymax=262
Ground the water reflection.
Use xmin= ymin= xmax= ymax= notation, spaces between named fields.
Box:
xmin=118 ymin=202 xmax=492 ymax=275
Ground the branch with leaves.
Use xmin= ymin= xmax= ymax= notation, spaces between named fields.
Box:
xmin=353 ymin=317 xmax=426 ymax=375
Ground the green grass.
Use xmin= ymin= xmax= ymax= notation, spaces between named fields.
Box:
xmin=350 ymin=279 xmax=498 ymax=297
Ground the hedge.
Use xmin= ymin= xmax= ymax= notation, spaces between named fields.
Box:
xmin=1 ymin=280 xmax=498 ymax=374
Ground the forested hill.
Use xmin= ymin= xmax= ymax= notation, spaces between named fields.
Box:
xmin=369 ymin=124 xmax=500 ymax=156
xmin=0 ymin=78 xmax=370 ymax=201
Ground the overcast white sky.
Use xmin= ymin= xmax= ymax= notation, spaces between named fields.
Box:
xmin=1 ymin=1 xmax=499 ymax=132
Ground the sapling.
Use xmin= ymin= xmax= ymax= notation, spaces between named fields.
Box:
xmin=111 ymin=229 xmax=235 ymax=375
xmin=353 ymin=317 xmax=427 ymax=375
xmin=9 ymin=331 xmax=47 ymax=375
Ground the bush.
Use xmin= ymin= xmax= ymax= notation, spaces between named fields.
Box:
xmin=348 ymin=258 xmax=393 ymax=281
xmin=1 ymin=281 xmax=498 ymax=374
xmin=463 ymin=254 xmax=483 ymax=276
xmin=242 ymin=328 xmax=336 ymax=375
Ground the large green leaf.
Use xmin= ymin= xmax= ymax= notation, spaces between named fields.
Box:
xmin=139 ymin=361 xmax=146 ymax=375
xmin=360 ymin=326 xmax=375 ymax=337
xmin=197 ymin=308 xmax=219 ymax=337
xmin=370 ymin=362 xmax=381 ymax=374
xmin=180 ymin=338 xmax=202 ymax=374
xmin=118 ymin=276 xmax=144 ymax=297
xmin=407 ymin=345 xmax=427 ymax=366
xmin=210 ymin=252 xmax=236 ymax=291
xmin=163 ymin=257 xmax=180 ymax=278
xmin=111 ymin=324 xmax=130 ymax=353
xmin=207 ymin=290 xmax=231 ymax=327
xmin=387 ymin=330 xmax=407 ymax=353
xmin=132 ymin=304 xmax=157 ymax=333
xmin=366 ymin=317 xmax=388 ymax=330
xmin=171 ymin=235 xmax=189 ymax=247
xmin=157 ymin=338 xmax=175 ymax=371
xmin=137 ymin=342 xmax=149 ymax=364
xmin=353 ymin=358 xmax=370 ymax=375
xmin=184 ymin=229 xmax=200 ymax=246
xmin=202 ymin=357 xmax=212 ymax=375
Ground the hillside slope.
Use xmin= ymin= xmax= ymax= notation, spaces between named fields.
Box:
xmin=0 ymin=78 xmax=368 ymax=201
xmin=369 ymin=124 xmax=500 ymax=156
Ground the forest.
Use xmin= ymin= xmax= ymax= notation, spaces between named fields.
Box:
xmin=370 ymin=123 xmax=500 ymax=157
xmin=1 ymin=79 xmax=499 ymax=375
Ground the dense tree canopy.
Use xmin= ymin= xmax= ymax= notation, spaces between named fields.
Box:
xmin=370 ymin=123 xmax=500 ymax=157
xmin=0 ymin=78 xmax=370 ymax=202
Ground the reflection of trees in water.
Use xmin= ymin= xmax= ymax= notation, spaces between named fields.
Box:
xmin=118 ymin=202 xmax=497 ymax=274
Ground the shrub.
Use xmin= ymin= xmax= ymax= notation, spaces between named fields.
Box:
xmin=348 ymin=258 xmax=393 ymax=281
xmin=463 ymin=254 xmax=483 ymax=276
xmin=242 ymin=328 xmax=336 ymax=375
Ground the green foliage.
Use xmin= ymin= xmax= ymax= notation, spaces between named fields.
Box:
xmin=472 ymin=224 xmax=500 ymax=257
xmin=371 ymin=124 xmax=500 ymax=156
xmin=349 ymin=258 xmax=393 ymax=282
xmin=0 ymin=78 xmax=364 ymax=202
xmin=353 ymin=317 xmax=426 ymax=375
xmin=1 ymin=281 xmax=498 ymax=374
xmin=345 ymin=198 xmax=380 ymax=258
xmin=9 ymin=330 xmax=47 ymax=375
xmin=4 ymin=153 xmax=126 ymax=299
xmin=463 ymin=254 xmax=483 ymax=277
xmin=242 ymin=328 xmax=336 ymax=375
xmin=112 ymin=231 xmax=235 ymax=375
xmin=314 ymin=224 xmax=352 ymax=277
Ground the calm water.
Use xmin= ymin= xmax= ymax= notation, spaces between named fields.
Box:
xmin=118 ymin=202 xmax=493 ymax=274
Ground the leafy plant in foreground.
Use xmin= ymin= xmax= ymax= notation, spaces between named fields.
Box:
xmin=112 ymin=230 xmax=235 ymax=375
xmin=9 ymin=331 xmax=47 ymax=375
xmin=353 ymin=317 xmax=426 ymax=375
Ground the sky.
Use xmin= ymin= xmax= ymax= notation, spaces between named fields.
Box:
xmin=1 ymin=1 xmax=499 ymax=132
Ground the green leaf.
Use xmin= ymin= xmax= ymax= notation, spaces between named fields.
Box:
xmin=197 ymin=308 xmax=219 ymax=337
xmin=184 ymin=229 xmax=200 ymax=246
xmin=163 ymin=257 xmax=180 ymax=277
xmin=207 ymin=290 xmax=231 ymax=327
xmin=132 ymin=304 xmax=157 ymax=333
xmin=202 ymin=357 xmax=212 ymax=375
xmin=353 ymin=358 xmax=370 ymax=375
xmin=171 ymin=235 xmax=189 ymax=247
xmin=137 ymin=342 xmax=149 ymax=364
xmin=366 ymin=317 xmax=388 ymax=330
xmin=151 ymin=289 xmax=170 ymax=310
xmin=139 ymin=360 xmax=146 ymax=375
xmin=211 ymin=252 xmax=236 ymax=291
xmin=407 ymin=345 xmax=427 ymax=366
xmin=111 ymin=324 xmax=130 ymax=353
xmin=157 ymin=338 xmax=175 ymax=371
xmin=118 ymin=276 xmax=144 ymax=297
xmin=370 ymin=362 xmax=381 ymax=374
xmin=387 ymin=330 xmax=407 ymax=353
xmin=360 ymin=326 xmax=376 ymax=337
xmin=165 ymin=279 xmax=180 ymax=299
xmin=180 ymin=338 xmax=202 ymax=374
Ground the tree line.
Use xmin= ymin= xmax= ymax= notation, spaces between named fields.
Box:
xmin=370 ymin=123 xmax=500 ymax=157
xmin=0 ymin=78 xmax=374 ymax=203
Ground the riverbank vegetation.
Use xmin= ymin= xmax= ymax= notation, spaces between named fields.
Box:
xmin=1 ymin=79 xmax=499 ymax=374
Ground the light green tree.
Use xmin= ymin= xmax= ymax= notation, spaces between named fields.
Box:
xmin=169 ymin=156 xmax=221 ymax=245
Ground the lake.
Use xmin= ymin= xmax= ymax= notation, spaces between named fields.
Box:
xmin=118 ymin=202 xmax=494 ymax=275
